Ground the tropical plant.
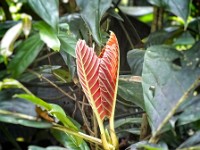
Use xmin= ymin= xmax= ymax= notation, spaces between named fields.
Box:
xmin=0 ymin=0 xmax=200 ymax=150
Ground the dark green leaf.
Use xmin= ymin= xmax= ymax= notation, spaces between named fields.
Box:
xmin=127 ymin=141 xmax=168 ymax=150
xmin=60 ymin=51 xmax=76 ymax=78
xmin=148 ymin=0 xmax=190 ymax=23
xmin=35 ymin=22 xmax=60 ymax=51
xmin=114 ymin=117 xmax=142 ymax=129
xmin=0 ymin=114 xmax=52 ymax=128
xmin=117 ymin=128 xmax=140 ymax=135
xmin=28 ymin=145 xmax=68 ymax=150
xmin=28 ymin=0 xmax=59 ymax=30
xmin=8 ymin=34 xmax=44 ymax=78
xmin=15 ymin=94 xmax=78 ymax=131
xmin=173 ymin=31 xmax=195 ymax=46
xmin=51 ymin=129 xmax=89 ymax=150
xmin=178 ymin=131 xmax=200 ymax=149
xmin=142 ymin=45 xmax=200 ymax=133
xmin=58 ymin=33 xmax=77 ymax=57
xmin=118 ymin=75 xmax=144 ymax=109
xmin=127 ymin=49 xmax=145 ymax=75
xmin=60 ymin=13 xmax=89 ymax=42
xmin=76 ymin=0 xmax=112 ymax=45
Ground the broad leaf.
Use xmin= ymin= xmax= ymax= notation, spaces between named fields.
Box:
xmin=76 ymin=0 xmax=112 ymax=45
xmin=177 ymin=131 xmax=200 ymax=149
xmin=51 ymin=129 xmax=89 ymax=150
xmin=148 ymin=0 xmax=190 ymax=24
xmin=142 ymin=44 xmax=200 ymax=139
xmin=127 ymin=141 xmax=168 ymax=150
xmin=28 ymin=146 xmax=67 ymax=150
xmin=28 ymin=0 xmax=59 ymax=30
xmin=118 ymin=75 xmax=144 ymax=109
xmin=58 ymin=33 xmax=76 ymax=57
xmin=35 ymin=22 xmax=60 ymax=51
xmin=0 ymin=113 xmax=52 ymax=128
xmin=76 ymin=32 xmax=119 ymax=120
xmin=15 ymin=94 xmax=78 ymax=130
xmin=0 ymin=22 xmax=22 ymax=57
xmin=8 ymin=34 xmax=44 ymax=77
xmin=127 ymin=49 xmax=145 ymax=75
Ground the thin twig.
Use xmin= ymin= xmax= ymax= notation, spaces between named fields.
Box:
xmin=27 ymin=69 xmax=90 ymax=106
xmin=77 ymin=95 xmax=94 ymax=136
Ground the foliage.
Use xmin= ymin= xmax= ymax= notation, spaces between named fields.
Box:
xmin=0 ymin=0 xmax=200 ymax=150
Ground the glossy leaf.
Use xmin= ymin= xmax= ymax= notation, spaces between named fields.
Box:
xmin=118 ymin=75 xmax=144 ymax=109
xmin=8 ymin=34 xmax=44 ymax=77
xmin=15 ymin=94 xmax=78 ymax=130
xmin=76 ymin=32 xmax=119 ymax=120
xmin=28 ymin=0 xmax=59 ymax=30
xmin=35 ymin=22 xmax=60 ymax=51
xmin=142 ymin=44 xmax=200 ymax=137
xmin=76 ymin=0 xmax=112 ymax=45
xmin=148 ymin=0 xmax=190 ymax=23
xmin=51 ymin=129 xmax=89 ymax=150
xmin=0 ymin=22 xmax=22 ymax=57
xmin=28 ymin=146 xmax=68 ymax=150
xmin=0 ymin=114 xmax=52 ymax=128
xmin=58 ymin=33 xmax=76 ymax=57
xmin=177 ymin=131 xmax=200 ymax=149
xmin=127 ymin=49 xmax=145 ymax=75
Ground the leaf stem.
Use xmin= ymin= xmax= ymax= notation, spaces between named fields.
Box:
xmin=52 ymin=123 xmax=114 ymax=149
xmin=149 ymin=77 xmax=200 ymax=143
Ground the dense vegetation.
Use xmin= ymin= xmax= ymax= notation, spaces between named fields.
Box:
xmin=0 ymin=0 xmax=200 ymax=150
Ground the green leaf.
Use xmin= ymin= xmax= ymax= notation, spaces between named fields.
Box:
xmin=177 ymin=131 xmax=200 ymax=149
xmin=58 ymin=33 xmax=77 ymax=57
xmin=14 ymin=94 xmax=78 ymax=130
xmin=118 ymin=75 xmax=144 ymax=109
xmin=60 ymin=51 xmax=76 ymax=78
xmin=28 ymin=145 xmax=68 ymax=150
xmin=0 ymin=111 xmax=52 ymax=128
xmin=15 ymin=94 xmax=51 ymax=110
xmin=127 ymin=49 xmax=145 ymax=75
xmin=148 ymin=0 xmax=190 ymax=24
xmin=28 ymin=0 xmax=59 ymax=30
xmin=142 ymin=45 xmax=200 ymax=136
xmin=50 ymin=104 xmax=78 ymax=130
xmin=128 ymin=141 xmax=168 ymax=150
xmin=76 ymin=0 xmax=112 ymax=45
xmin=35 ymin=22 xmax=60 ymax=51
xmin=51 ymin=129 xmax=89 ymax=150
xmin=117 ymin=128 xmax=140 ymax=135
xmin=0 ymin=22 xmax=22 ymax=57
xmin=8 ymin=34 xmax=44 ymax=78
xmin=114 ymin=117 xmax=142 ymax=129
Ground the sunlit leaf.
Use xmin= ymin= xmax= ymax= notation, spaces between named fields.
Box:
xmin=28 ymin=0 xmax=59 ymax=30
xmin=21 ymin=13 xmax=32 ymax=38
xmin=58 ymin=32 xmax=76 ymax=57
xmin=28 ymin=145 xmax=68 ymax=150
xmin=35 ymin=22 xmax=60 ymax=51
xmin=0 ymin=22 xmax=22 ymax=57
xmin=8 ymin=34 xmax=44 ymax=77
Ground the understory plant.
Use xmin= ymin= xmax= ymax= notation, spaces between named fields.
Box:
xmin=0 ymin=0 xmax=200 ymax=150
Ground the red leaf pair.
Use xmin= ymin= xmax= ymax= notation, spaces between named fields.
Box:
xmin=76 ymin=32 xmax=119 ymax=121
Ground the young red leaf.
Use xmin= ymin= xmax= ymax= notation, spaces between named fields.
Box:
xmin=76 ymin=32 xmax=119 ymax=121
